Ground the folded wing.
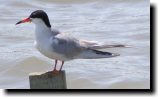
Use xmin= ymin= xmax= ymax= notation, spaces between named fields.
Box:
xmin=79 ymin=39 xmax=129 ymax=49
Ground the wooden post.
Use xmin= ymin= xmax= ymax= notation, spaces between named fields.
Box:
xmin=29 ymin=70 xmax=67 ymax=89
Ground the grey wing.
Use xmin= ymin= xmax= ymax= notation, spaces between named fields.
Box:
xmin=79 ymin=39 xmax=129 ymax=49
xmin=51 ymin=34 xmax=86 ymax=59
xmin=51 ymin=28 xmax=61 ymax=35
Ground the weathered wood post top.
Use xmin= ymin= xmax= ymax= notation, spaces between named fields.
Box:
xmin=29 ymin=70 xmax=67 ymax=89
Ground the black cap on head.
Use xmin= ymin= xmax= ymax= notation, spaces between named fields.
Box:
xmin=29 ymin=10 xmax=51 ymax=28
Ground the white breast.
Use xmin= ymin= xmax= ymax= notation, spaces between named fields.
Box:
xmin=34 ymin=24 xmax=68 ymax=61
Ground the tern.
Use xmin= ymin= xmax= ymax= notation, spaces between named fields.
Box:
xmin=16 ymin=10 xmax=127 ymax=73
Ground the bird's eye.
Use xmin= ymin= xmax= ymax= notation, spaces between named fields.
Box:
xmin=30 ymin=13 xmax=36 ymax=18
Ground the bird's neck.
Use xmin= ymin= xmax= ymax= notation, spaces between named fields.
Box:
xmin=35 ymin=23 xmax=52 ymax=40
xmin=35 ymin=21 xmax=51 ymax=31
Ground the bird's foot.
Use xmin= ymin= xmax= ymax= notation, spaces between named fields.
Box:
xmin=52 ymin=69 xmax=59 ymax=74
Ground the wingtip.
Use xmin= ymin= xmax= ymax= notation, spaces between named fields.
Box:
xmin=115 ymin=44 xmax=132 ymax=48
xmin=124 ymin=45 xmax=132 ymax=48
xmin=112 ymin=53 xmax=120 ymax=57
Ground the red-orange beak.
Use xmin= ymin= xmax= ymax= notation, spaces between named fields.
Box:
xmin=16 ymin=18 xmax=31 ymax=25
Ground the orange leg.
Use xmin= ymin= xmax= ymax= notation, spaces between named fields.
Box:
xmin=59 ymin=61 xmax=64 ymax=71
xmin=52 ymin=60 xmax=59 ymax=74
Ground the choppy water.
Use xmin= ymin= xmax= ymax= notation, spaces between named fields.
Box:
xmin=0 ymin=0 xmax=150 ymax=89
